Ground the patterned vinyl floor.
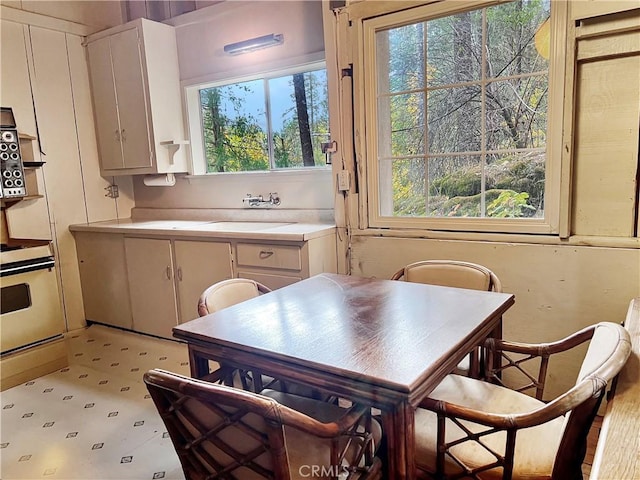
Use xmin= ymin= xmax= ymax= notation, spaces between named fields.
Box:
xmin=1 ymin=324 xmax=603 ymax=479
xmin=1 ymin=324 xmax=191 ymax=480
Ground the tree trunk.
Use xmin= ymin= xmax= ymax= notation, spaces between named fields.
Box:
xmin=293 ymin=73 xmax=315 ymax=166
xmin=454 ymin=11 xmax=473 ymax=83
xmin=453 ymin=11 xmax=475 ymax=154
xmin=205 ymin=89 xmax=225 ymax=171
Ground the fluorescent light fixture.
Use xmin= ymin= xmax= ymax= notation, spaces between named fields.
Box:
xmin=223 ymin=33 xmax=284 ymax=55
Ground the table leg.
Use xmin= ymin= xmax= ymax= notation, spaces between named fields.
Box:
xmin=382 ymin=401 xmax=416 ymax=479
xmin=188 ymin=347 xmax=209 ymax=378
xmin=489 ymin=315 xmax=503 ymax=381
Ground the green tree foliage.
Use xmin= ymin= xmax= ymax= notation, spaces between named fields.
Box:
xmin=381 ymin=0 xmax=550 ymax=219
xmin=200 ymin=69 xmax=329 ymax=172
xmin=200 ymin=86 xmax=268 ymax=172
xmin=487 ymin=190 xmax=536 ymax=217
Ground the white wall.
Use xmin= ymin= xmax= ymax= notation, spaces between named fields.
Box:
xmin=351 ymin=236 xmax=640 ymax=398
xmin=1 ymin=5 xmax=135 ymax=331
xmin=172 ymin=1 xmax=325 ymax=84
xmin=2 ymin=0 xmax=637 ymax=401
xmin=133 ymin=170 xmax=334 ymax=211
xmin=1 ymin=0 xmax=124 ymax=30
xmin=133 ymin=0 xmax=332 ymax=214
xmin=341 ymin=0 xmax=640 ymax=398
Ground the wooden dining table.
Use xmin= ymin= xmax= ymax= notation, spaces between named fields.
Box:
xmin=172 ymin=273 xmax=515 ymax=479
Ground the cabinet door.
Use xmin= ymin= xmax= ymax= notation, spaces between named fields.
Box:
xmin=124 ymin=237 xmax=177 ymax=338
xmin=110 ymin=28 xmax=153 ymax=169
xmin=174 ymin=241 xmax=233 ymax=323
xmin=76 ymin=232 xmax=132 ymax=329
xmin=87 ymin=36 xmax=123 ymax=170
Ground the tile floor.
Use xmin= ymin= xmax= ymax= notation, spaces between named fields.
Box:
xmin=1 ymin=325 xmax=191 ymax=480
xmin=1 ymin=324 xmax=604 ymax=480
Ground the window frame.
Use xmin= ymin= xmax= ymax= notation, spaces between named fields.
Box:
xmin=184 ymin=61 xmax=330 ymax=176
xmin=357 ymin=0 xmax=568 ymax=234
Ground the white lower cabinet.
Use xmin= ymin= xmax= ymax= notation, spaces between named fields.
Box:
xmin=173 ymin=240 xmax=233 ymax=324
xmin=124 ymin=238 xmax=232 ymax=339
xmin=74 ymin=228 xmax=336 ymax=338
xmin=124 ymin=238 xmax=176 ymax=338
xmin=76 ymin=232 xmax=133 ymax=329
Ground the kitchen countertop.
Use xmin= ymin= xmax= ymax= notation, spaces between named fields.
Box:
xmin=69 ymin=218 xmax=336 ymax=242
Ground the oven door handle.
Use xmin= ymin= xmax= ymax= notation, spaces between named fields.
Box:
xmin=0 ymin=259 xmax=56 ymax=277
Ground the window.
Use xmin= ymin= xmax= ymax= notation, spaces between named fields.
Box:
xmin=195 ymin=65 xmax=329 ymax=173
xmin=362 ymin=0 xmax=565 ymax=233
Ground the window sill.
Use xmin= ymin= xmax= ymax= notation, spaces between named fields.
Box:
xmin=352 ymin=227 xmax=640 ymax=249
xmin=184 ymin=168 xmax=332 ymax=182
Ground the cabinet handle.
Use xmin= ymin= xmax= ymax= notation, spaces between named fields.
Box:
xmin=114 ymin=129 xmax=120 ymax=141
xmin=166 ymin=266 xmax=172 ymax=280
xmin=177 ymin=266 xmax=182 ymax=281
xmin=121 ymin=129 xmax=126 ymax=142
xmin=259 ymin=250 xmax=274 ymax=259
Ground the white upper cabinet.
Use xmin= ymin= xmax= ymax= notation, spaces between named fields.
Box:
xmin=85 ymin=19 xmax=187 ymax=176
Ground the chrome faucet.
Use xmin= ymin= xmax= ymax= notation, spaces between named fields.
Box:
xmin=243 ymin=192 xmax=281 ymax=207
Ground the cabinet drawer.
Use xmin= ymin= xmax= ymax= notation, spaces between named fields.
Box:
xmin=237 ymin=271 xmax=302 ymax=290
xmin=236 ymin=243 xmax=301 ymax=271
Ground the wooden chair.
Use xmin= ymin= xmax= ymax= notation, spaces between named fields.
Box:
xmin=391 ymin=260 xmax=502 ymax=376
xmin=197 ymin=278 xmax=329 ymax=399
xmin=197 ymin=277 xmax=272 ymax=317
xmin=197 ymin=278 xmax=273 ymax=391
xmin=390 ymin=260 xmax=502 ymax=292
xmin=144 ymin=368 xmax=383 ymax=480
xmin=414 ymin=321 xmax=631 ymax=480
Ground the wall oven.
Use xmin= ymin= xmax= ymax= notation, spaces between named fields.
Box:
xmin=1 ymin=243 xmax=66 ymax=389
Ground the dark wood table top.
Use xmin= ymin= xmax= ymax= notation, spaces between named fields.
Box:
xmin=173 ymin=273 xmax=515 ymax=398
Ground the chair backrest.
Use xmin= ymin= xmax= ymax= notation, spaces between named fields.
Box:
xmin=390 ymin=260 xmax=502 ymax=292
xmin=198 ymin=278 xmax=271 ymax=317
xmin=144 ymin=369 xmax=380 ymax=480
xmin=553 ymin=322 xmax=631 ymax=478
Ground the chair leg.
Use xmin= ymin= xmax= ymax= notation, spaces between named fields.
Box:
xmin=468 ymin=348 xmax=480 ymax=379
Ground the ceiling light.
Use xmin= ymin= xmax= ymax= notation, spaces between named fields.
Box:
xmin=223 ymin=33 xmax=284 ymax=56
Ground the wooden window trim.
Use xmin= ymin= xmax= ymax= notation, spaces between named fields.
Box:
xmin=351 ymin=0 xmax=568 ymax=235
